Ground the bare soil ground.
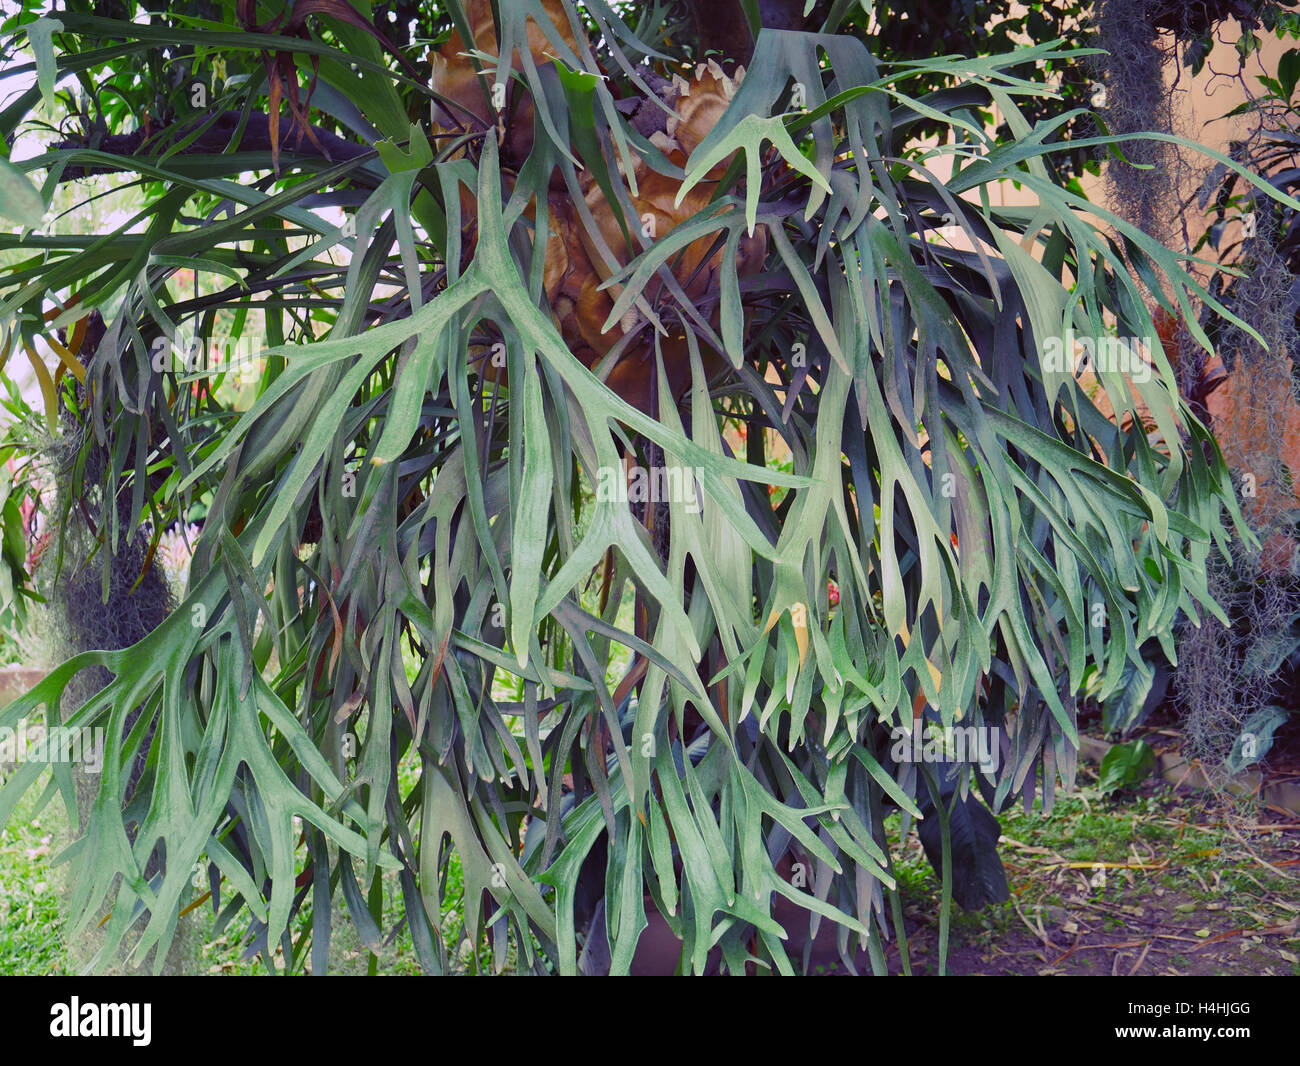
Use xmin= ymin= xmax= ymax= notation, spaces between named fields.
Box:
xmin=872 ymin=718 xmax=1300 ymax=976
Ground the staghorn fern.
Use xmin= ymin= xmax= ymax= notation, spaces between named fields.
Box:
xmin=1 ymin=0 xmax=1295 ymax=974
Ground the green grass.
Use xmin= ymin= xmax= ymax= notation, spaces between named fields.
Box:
xmin=879 ymin=769 xmax=1299 ymax=975
xmin=0 ymin=781 xmax=67 ymax=974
